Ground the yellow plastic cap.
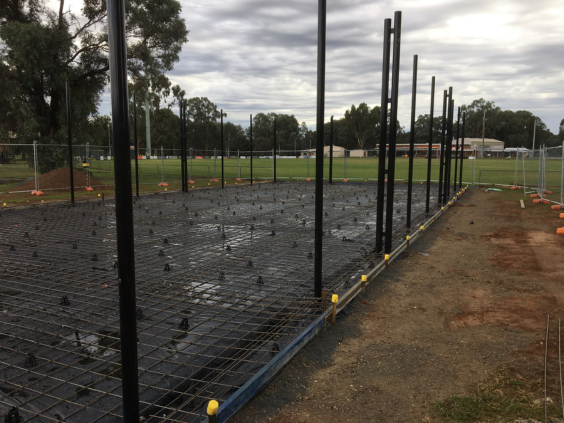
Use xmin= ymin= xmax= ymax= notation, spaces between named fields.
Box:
xmin=384 ymin=254 xmax=390 ymax=261
xmin=406 ymin=235 xmax=410 ymax=241
xmin=441 ymin=207 xmax=444 ymax=210
xmin=332 ymin=294 xmax=338 ymax=303
xmin=420 ymin=225 xmax=424 ymax=230
xmin=448 ymin=201 xmax=451 ymax=205
xmin=98 ymin=193 xmax=101 ymax=197
xmin=3 ymin=203 xmax=6 ymax=207
xmin=361 ymin=275 xmax=367 ymax=282
xmin=207 ymin=400 xmax=219 ymax=416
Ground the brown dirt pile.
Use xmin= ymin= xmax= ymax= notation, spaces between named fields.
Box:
xmin=16 ymin=168 xmax=104 ymax=191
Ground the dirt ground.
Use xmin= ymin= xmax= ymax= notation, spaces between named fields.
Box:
xmin=16 ymin=167 xmax=103 ymax=191
xmin=233 ymin=188 xmax=564 ymax=422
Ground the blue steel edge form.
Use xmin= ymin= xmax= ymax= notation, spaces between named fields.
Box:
xmin=203 ymin=189 xmax=466 ymax=423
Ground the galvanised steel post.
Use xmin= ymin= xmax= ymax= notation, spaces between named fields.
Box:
xmin=314 ymin=0 xmax=326 ymax=298
xmin=376 ymin=18 xmax=392 ymax=254
xmin=65 ymin=81 xmax=75 ymax=204
xmin=133 ymin=92 xmax=139 ymax=197
xmin=406 ymin=54 xmax=417 ymax=230
xmin=438 ymin=90 xmax=447 ymax=206
xmin=459 ymin=111 xmax=465 ymax=188
xmin=250 ymin=114 xmax=253 ymax=185
xmin=453 ymin=106 xmax=460 ymax=192
xmin=329 ymin=115 xmax=334 ymax=184
xmin=384 ymin=11 xmax=402 ymax=255
xmin=273 ymin=117 xmax=277 ymax=183
xmin=425 ymin=76 xmax=435 ymax=214
xmin=179 ymin=101 xmax=185 ymax=192
xmin=106 ymin=0 xmax=139 ymax=420
xmin=221 ymin=109 xmax=224 ymax=189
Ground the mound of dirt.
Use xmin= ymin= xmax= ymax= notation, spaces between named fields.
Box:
xmin=16 ymin=168 xmax=106 ymax=192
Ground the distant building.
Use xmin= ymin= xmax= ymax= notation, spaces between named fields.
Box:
xmin=301 ymin=145 xmax=346 ymax=158
xmin=350 ymin=149 xmax=368 ymax=158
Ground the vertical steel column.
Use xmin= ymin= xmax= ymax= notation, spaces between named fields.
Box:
xmin=425 ymin=76 xmax=435 ymax=214
xmin=133 ymin=92 xmax=139 ymax=197
xmin=65 ymin=81 xmax=75 ymax=204
xmin=406 ymin=55 xmax=417 ymax=230
xmin=384 ymin=11 xmax=402 ymax=254
xmin=443 ymin=89 xmax=453 ymax=202
xmin=314 ymin=0 xmax=326 ymax=298
xmin=221 ymin=110 xmax=224 ymax=188
xmin=184 ymin=103 xmax=188 ymax=189
xmin=329 ymin=115 xmax=334 ymax=184
xmin=438 ymin=90 xmax=447 ymax=205
xmin=453 ymin=106 xmax=460 ymax=192
xmin=179 ymin=102 xmax=185 ymax=192
xmin=273 ymin=117 xmax=277 ymax=183
xmin=106 ymin=0 xmax=139 ymax=420
xmin=459 ymin=112 xmax=465 ymax=188
xmin=250 ymin=114 xmax=253 ymax=185
xmin=376 ymin=18 xmax=392 ymax=254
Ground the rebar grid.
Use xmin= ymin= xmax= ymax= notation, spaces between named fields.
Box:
xmin=0 ymin=181 xmax=439 ymax=422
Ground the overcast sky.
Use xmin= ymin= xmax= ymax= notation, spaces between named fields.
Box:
xmin=98 ymin=0 xmax=564 ymax=133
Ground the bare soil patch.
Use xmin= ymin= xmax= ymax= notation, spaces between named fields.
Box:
xmin=16 ymin=167 xmax=104 ymax=191
xmin=233 ymin=188 xmax=564 ymax=422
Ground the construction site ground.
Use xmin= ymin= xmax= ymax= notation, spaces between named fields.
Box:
xmin=234 ymin=188 xmax=564 ymax=423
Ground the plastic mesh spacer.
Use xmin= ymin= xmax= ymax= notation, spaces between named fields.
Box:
xmin=332 ymin=294 xmax=338 ymax=303
xmin=361 ymin=275 xmax=367 ymax=282
xmin=406 ymin=235 xmax=410 ymax=241
xmin=384 ymin=254 xmax=390 ymax=261
xmin=207 ymin=400 xmax=219 ymax=416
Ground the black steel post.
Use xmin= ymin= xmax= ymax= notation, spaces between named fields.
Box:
xmin=65 ymin=81 xmax=75 ymax=204
xmin=314 ymin=0 xmax=326 ymax=298
xmin=179 ymin=101 xmax=185 ymax=192
xmin=459 ymin=112 xmax=466 ymax=188
xmin=133 ymin=92 xmax=139 ymax=197
xmin=250 ymin=114 xmax=253 ymax=185
xmin=443 ymin=91 xmax=453 ymax=202
xmin=273 ymin=117 xmax=277 ymax=183
xmin=376 ymin=18 xmax=392 ymax=254
xmin=438 ymin=90 xmax=447 ymax=206
xmin=425 ymin=76 xmax=435 ymax=214
xmin=106 ymin=0 xmax=139 ymax=420
xmin=183 ymin=102 xmax=188 ymax=190
xmin=221 ymin=109 xmax=224 ymax=189
xmin=384 ymin=11 xmax=402 ymax=255
xmin=406 ymin=55 xmax=417 ymax=230
xmin=453 ymin=106 xmax=460 ymax=193
xmin=329 ymin=116 xmax=334 ymax=184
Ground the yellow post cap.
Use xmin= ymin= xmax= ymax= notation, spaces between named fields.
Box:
xmin=406 ymin=235 xmax=410 ymax=241
xmin=420 ymin=225 xmax=424 ymax=230
xmin=192 ymin=186 xmax=194 ymax=188
xmin=98 ymin=193 xmax=101 ymax=197
xmin=3 ymin=203 xmax=6 ymax=207
xmin=384 ymin=254 xmax=390 ymax=261
xmin=332 ymin=294 xmax=338 ymax=303
xmin=207 ymin=400 xmax=219 ymax=415
xmin=361 ymin=275 xmax=367 ymax=282
xmin=441 ymin=207 xmax=444 ymax=210
xmin=448 ymin=201 xmax=451 ymax=205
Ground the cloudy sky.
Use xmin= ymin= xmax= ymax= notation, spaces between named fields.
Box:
xmin=100 ymin=0 xmax=564 ymax=133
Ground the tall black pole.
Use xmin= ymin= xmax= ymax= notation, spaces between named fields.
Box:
xmin=453 ymin=106 xmax=460 ymax=193
xmin=443 ymin=91 xmax=453 ymax=202
xmin=384 ymin=11 xmax=402 ymax=255
xmin=183 ymin=103 xmax=188 ymax=189
xmin=179 ymin=101 xmax=185 ymax=192
xmin=376 ymin=18 xmax=392 ymax=254
xmin=65 ymin=81 xmax=75 ymax=204
xmin=329 ymin=115 xmax=334 ymax=184
xmin=221 ymin=109 xmax=224 ymax=189
xmin=106 ymin=0 xmax=139 ymax=420
xmin=425 ymin=76 xmax=435 ymax=214
xmin=406 ymin=55 xmax=417 ymax=230
xmin=133 ymin=92 xmax=139 ymax=197
xmin=438 ymin=90 xmax=447 ymax=206
xmin=459 ymin=112 xmax=466 ymax=189
xmin=250 ymin=114 xmax=253 ymax=185
xmin=314 ymin=0 xmax=326 ymax=298
xmin=273 ymin=117 xmax=277 ymax=183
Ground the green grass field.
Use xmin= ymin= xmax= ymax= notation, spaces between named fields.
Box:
xmin=1 ymin=156 xmax=562 ymax=200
